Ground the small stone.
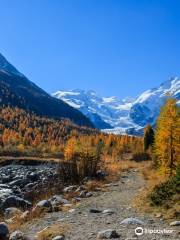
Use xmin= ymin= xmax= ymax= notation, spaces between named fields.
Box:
xmin=155 ymin=213 xmax=162 ymax=218
xmin=69 ymin=209 xmax=76 ymax=213
xmin=52 ymin=236 xmax=65 ymax=240
xmin=170 ymin=221 xmax=180 ymax=226
xmin=74 ymin=197 xmax=81 ymax=202
xmin=148 ymin=219 xmax=155 ymax=224
xmin=9 ymin=230 xmax=25 ymax=240
xmin=86 ymin=192 xmax=93 ymax=197
xmin=97 ymin=229 xmax=120 ymax=239
xmin=79 ymin=191 xmax=86 ymax=198
xmin=90 ymin=208 xmax=102 ymax=213
xmin=102 ymin=209 xmax=114 ymax=215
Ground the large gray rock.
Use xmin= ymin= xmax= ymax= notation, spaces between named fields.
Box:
xmin=50 ymin=195 xmax=69 ymax=206
xmin=33 ymin=199 xmax=52 ymax=214
xmin=36 ymin=199 xmax=52 ymax=208
xmin=0 ymin=222 xmax=9 ymax=240
xmin=120 ymin=217 xmax=144 ymax=225
xmin=2 ymin=195 xmax=32 ymax=209
xmin=97 ymin=229 xmax=120 ymax=239
xmin=170 ymin=221 xmax=180 ymax=226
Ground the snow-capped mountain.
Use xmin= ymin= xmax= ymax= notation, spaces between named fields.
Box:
xmin=130 ymin=77 xmax=180 ymax=127
xmin=53 ymin=89 xmax=135 ymax=129
xmin=53 ymin=77 xmax=180 ymax=135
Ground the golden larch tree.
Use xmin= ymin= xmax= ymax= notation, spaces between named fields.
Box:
xmin=154 ymin=98 xmax=180 ymax=175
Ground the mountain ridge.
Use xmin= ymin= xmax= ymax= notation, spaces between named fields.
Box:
xmin=0 ymin=53 xmax=94 ymax=128
xmin=53 ymin=77 xmax=180 ymax=134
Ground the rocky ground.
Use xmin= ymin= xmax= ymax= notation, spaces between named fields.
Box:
xmin=24 ymin=169 xmax=179 ymax=240
xmin=0 ymin=163 xmax=61 ymax=211
xmin=0 ymin=163 xmax=179 ymax=240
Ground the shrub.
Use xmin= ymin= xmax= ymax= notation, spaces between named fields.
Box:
xmin=149 ymin=166 xmax=180 ymax=206
xmin=131 ymin=152 xmax=151 ymax=162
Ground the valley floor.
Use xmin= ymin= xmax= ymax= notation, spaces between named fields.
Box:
xmin=24 ymin=169 xmax=179 ymax=240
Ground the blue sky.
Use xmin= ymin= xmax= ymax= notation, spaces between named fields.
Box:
xmin=0 ymin=0 xmax=180 ymax=98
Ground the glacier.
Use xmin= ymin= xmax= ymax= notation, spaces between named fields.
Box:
xmin=53 ymin=77 xmax=180 ymax=135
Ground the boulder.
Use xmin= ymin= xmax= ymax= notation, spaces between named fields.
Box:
xmin=0 ymin=222 xmax=9 ymax=240
xmin=97 ymin=229 xmax=120 ymax=239
xmin=4 ymin=207 xmax=22 ymax=219
xmin=9 ymin=230 xmax=25 ymax=240
xmin=170 ymin=221 xmax=180 ymax=226
xmin=2 ymin=195 xmax=32 ymax=210
xmin=96 ymin=170 xmax=107 ymax=180
xmin=50 ymin=195 xmax=69 ymax=206
xmin=33 ymin=199 xmax=52 ymax=214
xmin=120 ymin=217 xmax=144 ymax=225
xmin=36 ymin=199 xmax=52 ymax=208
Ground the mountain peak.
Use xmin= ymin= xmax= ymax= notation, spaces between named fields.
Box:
xmin=53 ymin=78 xmax=180 ymax=135
xmin=0 ymin=53 xmax=94 ymax=128
xmin=0 ymin=53 xmax=24 ymax=77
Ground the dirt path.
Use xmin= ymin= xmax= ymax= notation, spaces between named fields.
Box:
xmin=25 ymin=169 xmax=179 ymax=240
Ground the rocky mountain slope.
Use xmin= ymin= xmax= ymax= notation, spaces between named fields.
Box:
xmin=53 ymin=77 xmax=180 ymax=134
xmin=0 ymin=53 xmax=93 ymax=128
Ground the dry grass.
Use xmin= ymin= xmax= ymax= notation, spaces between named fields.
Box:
xmin=36 ymin=223 xmax=69 ymax=240
xmin=86 ymin=180 xmax=105 ymax=192
xmin=105 ymin=160 xmax=144 ymax=182
xmin=7 ymin=208 xmax=46 ymax=233
xmin=132 ymin=162 xmax=178 ymax=219
xmin=64 ymin=191 xmax=79 ymax=201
